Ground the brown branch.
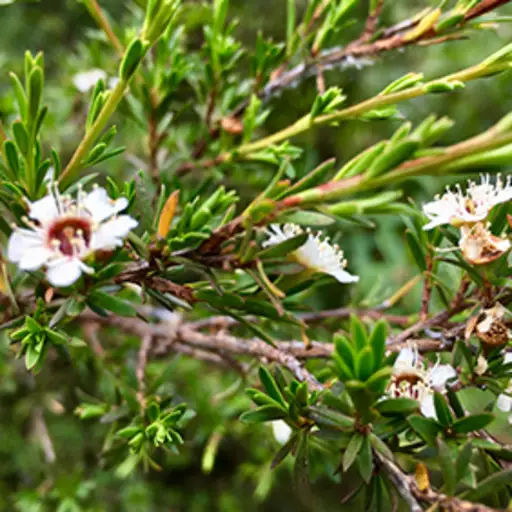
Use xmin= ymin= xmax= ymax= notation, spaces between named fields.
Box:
xmin=359 ymin=0 xmax=385 ymax=44
xmin=420 ymin=255 xmax=433 ymax=322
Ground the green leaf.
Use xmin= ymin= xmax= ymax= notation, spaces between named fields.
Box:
xmin=357 ymin=436 xmax=373 ymax=483
xmin=334 ymin=334 xmax=355 ymax=372
xmin=306 ymin=406 xmax=354 ymax=429
xmin=369 ymin=434 xmax=394 ymax=460
xmin=271 ymin=432 xmax=298 ymax=469
xmin=278 ymin=210 xmax=334 ymax=226
xmin=462 ymin=469 xmax=512 ymax=502
xmin=375 ymin=398 xmax=419 ymax=415
xmin=368 ymin=320 xmax=387 ymax=370
xmin=451 ymin=413 xmax=495 ymax=434
xmin=293 ymin=430 xmax=311 ymax=504
xmin=408 ymin=415 xmax=441 ymax=445
xmin=365 ymin=366 xmax=392 ymax=394
xmin=355 ymin=347 xmax=374 ymax=382
xmin=9 ymin=72 xmax=27 ymax=121
xmin=437 ymin=438 xmax=456 ymax=495
xmin=28 ymin=67 xmax=43 ymax=122
xmin=239 ymin=405 xmax=286 ymax=423
xmin=25 ymin=343 xmax=40 ymax=370
xmin=120 ymin=38 xmax=144 ymax=80
xmin=258 ymin=366 xmax=286 ymax=408
xmin=433 ymin=392 xmax=453 ymax=427
xmin=88 ymin=291 xmax=137 ymax=317
xmin=12 ymin=121 xmax=28 ymax=155
xmin=4 ymin=140 xmax=20 ymax=177
xmin=343 ymin=433 xmax=363 ymax=472
xmin=350 ymin=314 xmax=367 ymax=351
xmin=455 ymin=442 xmax=473 ymax=481
xmin=446 ymin=387 xmax=465 ymax=419
xmin=405 ymin=230 xmax=427 ymax=271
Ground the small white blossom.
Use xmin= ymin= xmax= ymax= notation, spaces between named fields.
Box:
xmin=72 ymin=69 xmax=107 ymax=93
xmin=263 ymin=224 xmax=358 ymax=284
xmin=8 ymin=184 xmax=137 ymax=287
xmin=388 ymin=345 xmax=457 ymax=420
xmin=422 ymin=174 xmax=512 ymax=230
xmin=271 ymin=420 xmax=292 ymax=445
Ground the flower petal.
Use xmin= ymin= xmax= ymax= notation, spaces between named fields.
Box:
xmin=429 ymin=364 xmax=457 ymax=391
xmin=90 ymin=215 xmax=137 ymax=251
xmin=28 ymin=195 xmax=60 ymax=223
xmin=84 ymin=187 xmax=129 ymax=223
xmin=19 ymin=246 xmax=53 ymax=271
xmin=330 ymin=268 xmax=360 ymax=284
xmin=497 ymin=393 xmax=512 ymax=413
xmin=72 ymin=69 xmax=107 ymax=93
xmin=420 ymin=393 xmax=437 ymax=419
xmin=271 ymin=420 xmax=292 ymax=445
xmin=46 ymin=258 xmax=84 ymax=287
xmin=7 ymin=229 xmax=46 ymax=263
xmin=394 ymin=347 xmax=416 ymax=370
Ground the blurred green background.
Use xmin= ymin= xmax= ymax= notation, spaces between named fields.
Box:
xmin=0 ymin=1 xmax=511 ymax=510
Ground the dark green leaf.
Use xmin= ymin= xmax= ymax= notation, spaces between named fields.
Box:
xmin=451 ymin=413 xmax=495 ymax=434
xmin=369 ymin=319 xmax=387 ymax=370
xmin=433 ymin=392 xmax=453 ymax=427
xmin=343 ymin=433 xmax=363 ymax=472
xmin=456 ymin=442 xmax=473 ymax=481
xmin=405 ymin=230 xmax=427 ymax=271
xmin=462 ymin=469 xmax=512 ymax=502
xmin=357 ymin=436 xmax=373 ymax=483
xmin=88 ymin=291 xmax=137 ymax=317
xmin=271 ymin=432 xmax=298 ymax=469
xmin=239 ymin=405 xmax=286 ymax=423
xmin=259 ymin=366 xmax=286 ymax=408
xmin=408 ymin=415 xmax=441 ymax=445
xmin=375 ymin=398 xmax=419 ymax=415
xmin=437 ymin=438 xmax=456 ymax=495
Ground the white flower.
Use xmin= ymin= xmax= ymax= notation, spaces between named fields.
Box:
xmin=7 ymin=184 xmax=137 ymax=287
xmin=271 ymin=420 xmax=292 ymax=445
xmin=422 ymin=174 xmax=512 ymax=230
xmin=458 ymin=223 xmax=511 ymax=266
xmin=388 ymin=345 xmax=457 ymax=420
xmin=428 ymin=364 xmax=457 ymax=391
xmin=72 ymin=69 xmax=107 ymax=93
xmin=263 ymin=224 xmax=358 ymax=284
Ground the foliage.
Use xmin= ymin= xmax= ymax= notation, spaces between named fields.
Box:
xmin=0 ymin=0 xmax=511 ymax=510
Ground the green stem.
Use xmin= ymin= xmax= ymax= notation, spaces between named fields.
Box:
xmin=59 ymin=78 xmax=128 ymax=184
xmin=235 ymin=61 xmax=508 ymax=156
xmin=285 ymin=125 xmax=512 ymax=205
xmin=83 ymin=0 xmax=124 ymax=56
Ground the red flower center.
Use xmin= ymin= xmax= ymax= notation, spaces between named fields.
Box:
xmin=47 ymin=217 xmax=92 ymax=256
